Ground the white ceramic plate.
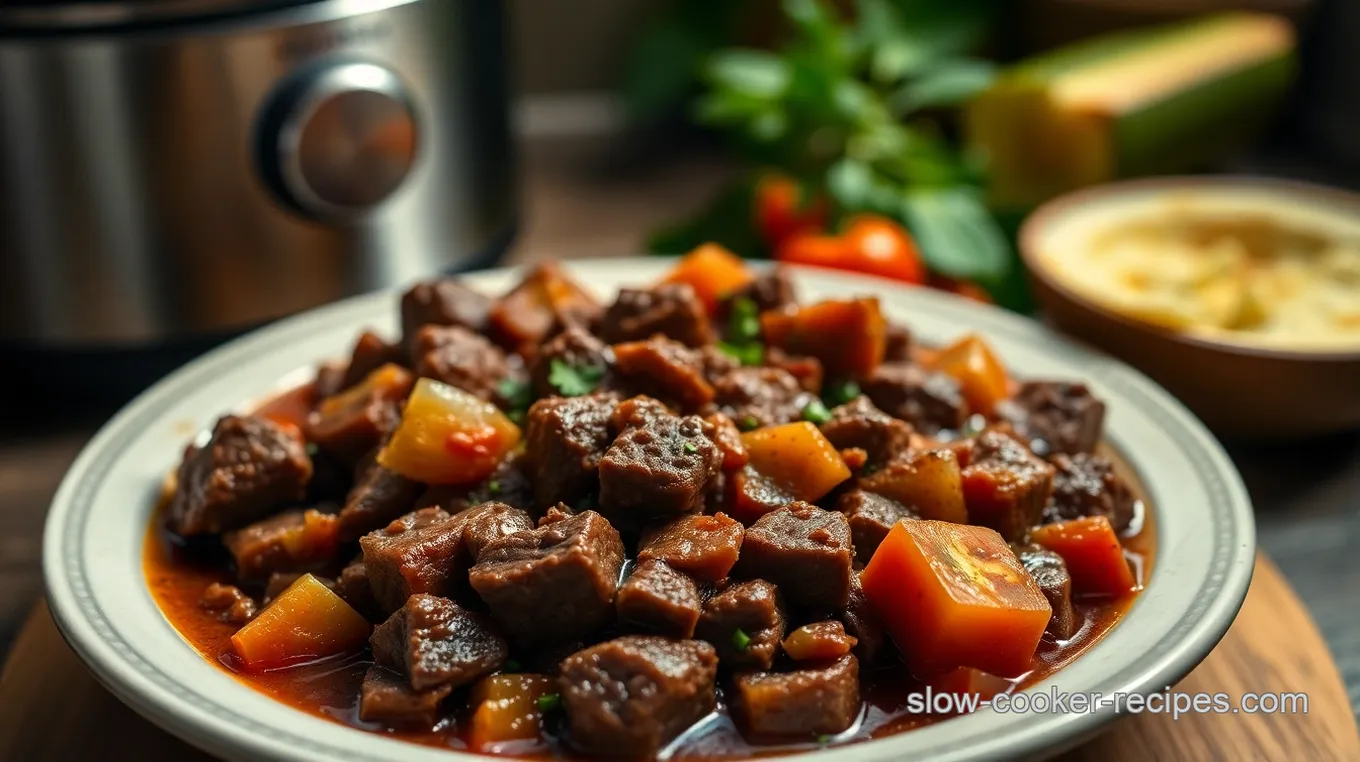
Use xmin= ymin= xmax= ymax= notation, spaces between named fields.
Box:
xmin=43 ymin=259 xmax=1255 ymax=762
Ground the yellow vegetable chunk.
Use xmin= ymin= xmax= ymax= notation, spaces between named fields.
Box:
xmin=932 ymin=334 xmax=1010 ymax=416
xmin=468 ymin=674 xmax=556 ymax=753
xmin=857 ymin=449 xmax=968 ymax=524
xmin=377 ymin=377 xmax=521 ymax=485
xmin=230 ymin=574 xmax=371 ymax=672
xmin=740 ymin=422 xmax=851 ymax=503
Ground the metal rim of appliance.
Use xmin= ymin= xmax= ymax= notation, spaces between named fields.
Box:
xmin=0 ymin=0 xmax=419 ymax=35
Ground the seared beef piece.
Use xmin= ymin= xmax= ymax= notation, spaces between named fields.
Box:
xmin=370 ymin=594 xmax=508 ymax=690
xmin=538 ymin=503 xmax=576 ymax=527
xmin=638 ymin=512 xmax=745 ymax=584
xmin=314 ymin=363 xmax=346 ymax=401
xmin=459 ymin=501 xmax=535 ymax=561
xmin=429 ymin=453 xmax=539 ymax=517
xmin=837 ymin=490 xmax=917 ymax=565
xmin=359 ymin=507 xmax=468 ymax=613
xmin=1016 ymin=545 xmax=1077 ymax=639
xmin=306 ymin=364 xmax=413 ymax=465
xmin=764 ymin=347 xmax=823 ymax=394
xmin=1001 ymin=381 xmax=1106 ymax=456
xmin=734 ymin=502 xmax=854 ymax=614
xmin=609 ymin=395 xmax=673 ymax=434
xmin=711 ymin=367 xmax=807 ymax=429
xmin=726 ymin=467 xmax=794 ymax=524
xmin=224 ymin=508 xmax=340 ymax=581
xmin=524 ymin=394 xmax=616 ymax=509
xmin=359 ymin=665 xmax=453 ymax=728
xmin=412 ymin=325 xmax=512 ymax=402
xmin=601 ymin=284 xmax=714 ymax=348
xmin=961 ymin=431 xmax=1055 ymax=542
xmin=198 ymin=583 xmax=258 ymax=625
xmin=400 ymin=277 xmax=492 ymax=357
xmin=1044 ymin=453 xmax=1136 ymax=532
xmin=616 ymin=560 xmax=703 ymax=637
xmin=781 ymin=621 xmax=857 ymax=662
xmin=861 ymin=362 xmax=968 ymax=435
xmin=338 ymin=556 xmax=383 ymax=621
xmin=468 ymin=510 xmax=625 ymax=649
xmin=839 ymin=574 xmax=885 ymax=664
xmin=489 ymin=262 xmax=602 ymax=349
xmin=559 ymin=636 xmax=718 ymax=757
xmin=338 ymin=461 xmax=422 ymax=542
xmin=531 ymin=326 xmax=611 ymax=399
xmin=167 ymin=415 xmax=313 ymax=536
xmin=598 ymin=414 xmax=720 ymax=528
xmin=695 ymin=579 xmax=787 ymax=670
xmin=341 ymin=331 xmax=406 ymax=390
xmin=733 ymin=654 xmax=860 ymax=736
xmin=884 ymin=323 xmax=911 ymax=362
xmin=719 ymin=266 xmax=796 ymax=316
xmin=703 ymin=412 xmax=749 ymax=471
xmin=819 ymin=396 xmax=913 ymax=468
xmin=698 ymin=345 xmax=741 ymax=384
xmin=611 ymin=337 xmax=715 ymax=412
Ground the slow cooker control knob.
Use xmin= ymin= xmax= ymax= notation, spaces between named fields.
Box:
xmin=261 ymin=62 xmax=418 ymax=219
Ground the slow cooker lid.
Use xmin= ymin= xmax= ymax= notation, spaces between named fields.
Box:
xmin=0 ymin=0 xmax=352 ymax=33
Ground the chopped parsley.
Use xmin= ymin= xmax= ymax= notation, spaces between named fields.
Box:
xmin=728 ymin=297 xmax=761 ymax=343
xmin=801 ymin=399 xmax=832 ymax=425
xmin=486 ymin=480 xmax=501 ymax=496
xmin=497 ymin=377 xmax=534 ymax=420
xmin=738 ymin=415 xmax=759 ymax=432
xmin=823 ymin=380 xmax=861 ymax=407
xmin=731 ymin=628 xmax=752 ymax=651
xmin=717 ymin=340 xmax=763 ymax=367
xmin=683 ymin=441 xmax=699 ymax=454
xmin=536 ymin=693 xmax=562 ymax=713
xmin=815 ymin=734 xmax=831 ymax=745
xmin=548 ymin=358 xmax=604 ymax=397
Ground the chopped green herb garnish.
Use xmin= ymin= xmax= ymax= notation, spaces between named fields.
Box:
xmin=717 ymin=340 xmax=763 ymax=367
xmin=728 ymin=297 xmax=761 ymax=343
xmin=536 ymin=693 xmax=562 ymax=713
xmin=683 ymin=441 xmax=699 ymax=454
xmin=815 ymin=734 xmax=831 ymax=745
xmin=823 ymin=380 xmax=861 ymax=407
xmin=487 ymin=480 xmax=501 ymax=496
xmin=801 ymin=399 xmax=832 ymax=425
xmin=497 ymin=377 xmax=534 ymax=412
xmin=738 ymin=415 xmax=759 ymax=432
xmin=503 ymin=659 xmax=522 ymax=672
xmin=305 ymin=442 xmax=320 ymax=457
xmin=508 ymin=409 xmax=526 ymax=425
xmin=731 ymin=628 xmax=752 ymax=651
xmin=548 ymin=359 xmax=604 ymax=397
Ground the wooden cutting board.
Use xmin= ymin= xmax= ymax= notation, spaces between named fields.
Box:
xmin=1 ymin=553 xmax=1355 ymax=761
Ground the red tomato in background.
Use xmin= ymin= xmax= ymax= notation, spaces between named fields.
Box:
xmin=776 ymin=214 xmax=926 ymax=285
xmin=754 ymin=174 xmax=827 ymax=249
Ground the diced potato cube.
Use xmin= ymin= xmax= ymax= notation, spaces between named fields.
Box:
xmin=858 ymin=449 xmax=968 ymax=524
xmin=1029 ymin=515 xmax=1137 ymax=598
xmin=741 ymin=422 xmax=851 ymax=504
xmin=378 ymin=378 xmax=520 ymax=485
xmin=468 ymin=674 xmax=556 ymax=752
xmin=860 ymin=520 xmax=1051 ymax=677
xmin=230 ymin=574 xmax=371 ymax=671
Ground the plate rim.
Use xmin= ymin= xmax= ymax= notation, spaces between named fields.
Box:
xmin=42 ymin=258 xmax=1256 ymax=762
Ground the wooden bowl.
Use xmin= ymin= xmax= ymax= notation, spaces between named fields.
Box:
xmin=1020 ymin=177 xmax=1360 ymax=440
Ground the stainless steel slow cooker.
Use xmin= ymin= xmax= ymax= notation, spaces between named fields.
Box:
xmin=0 ymin=0 xmax=515 ymax=347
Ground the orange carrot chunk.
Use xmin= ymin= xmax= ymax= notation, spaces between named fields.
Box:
xmin=468 ymin=674 xmax=557 ymax=753
xmin=489 ymin=262 xmax=600 ymax=347
xmin=860 ymin=520 xmax=1051 ymax=677
xmin=741 ymin=421 xmax=851 ymax=504
xmin=760 ymin=297 xmax=888 ymax=379
xmin=660 ymin=243 xmax=755 ymax=314
xmin=1029 ymin=515 xmax=1137 ymax=598
xmin=230 ymin=574 xmax=371 ymax=671
xmin=931 ymin=334 xmax=1010 ymax=416
xmin=930 ymin=667 xmax=1012 ymax=705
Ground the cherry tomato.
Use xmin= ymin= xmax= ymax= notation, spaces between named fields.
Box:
xmin=776 ymin=214 xmax=926 ymax=285
xmin=754 ymin=174 xmax=827 ymax=249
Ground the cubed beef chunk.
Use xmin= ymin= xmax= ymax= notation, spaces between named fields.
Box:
xmin=611 ymin=338 xmax=715 ymax=411
xmin=725 ymin=467 xmax=795 ymax=525
xmin=764 ymin=347 xmax=823 ymax=394
xmin=819 ymin=396 xmax=913 ymax=467
xmin=224 ymin=508 xmax=340 ymax=581
xmin=733 ymin=654 xmax=860 ymax=736
xmin=861 ymin=363 xmax=968 ymax=435
xmin=711 ymin=367 xmax=807 ymax=430
xmin=400 ymin=277 xmax=492 ymax=357
xmin=314 ymin=362 xmax=346 ymax=401
xmin=370 ymin=594 xmax=508 ymax=690
xmin=598 ymin=414 xmax=720 ymax=528
xmin=1002 ymin=381 xmax=1106 ymax=456
xmin=459 ymin=501 xmax=535 ymax=560
xmin=1016 ymin=545 xmax=1077 ymax=639
xmin=961 ymin=431 xmax=1055 ymax=542
xmin=524 ymin=394 xmax=616 ymax=509
xmin=341 ymin=331 xmax=405 ymax=391
xmin=306 ymin=364 xmax=413 ymax=464
xmin=601 ymin=284 xmax=714 ymax=348
xmin=837 ymin=490 xmax=917 ymax=565
xmin=338 ymin=556 xmax=383 ymax=621
xmin=703 ymin=412 xmax=749 ymax=471
xmin=735 ymin=502 xmax=854 ymax=614
xmin=884 ymin=323 xmax=911 ymax=362
xmin=610 ymin=395 xmax=673 ymax=434
xmin=559 ymin=636 xmax=718 ymax=757
xmin=638 ymin=512 xmax=745 ymax=583
xmin=840 ymin=574 xmax=885 ymax=664
xmin=1044 ymin=453 xmax=1136 ymax=532
xmin=781 ymin=621 xmax=857 ymax=662
xmin=167 ymin=415 xmax=313 ymax=536
xmin=359 ymin=665 xmax=452 ymax=728
xmin=616 ymin=560 xmax=703 ymax=637
xmin=695 ymin=579 xmax=787 ymax=670
xmin=489 ymin=262 xmax=602 ymax=349
xmin=698 ymin=345 xmax=740 ymax=384
xmin=468 ymin=510 xmax=625 ymax=649
xmin=532 ymin=326 xmax=611 ymax=399
xmin=198 ymin=583 xmax=258 ymax=625
xmin=359 ymin=507 xmax=467 ymax=613
xmin=412 ymin=325 xmax=512 ymax=402
xmin=719 ymin=266 xmax=796 ymax=316
xmin=337 ymin=461 xmax=422 ymax=542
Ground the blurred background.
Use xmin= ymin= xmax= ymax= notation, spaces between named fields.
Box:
xmin=0 ymin=0 xmax=1358 ymax=720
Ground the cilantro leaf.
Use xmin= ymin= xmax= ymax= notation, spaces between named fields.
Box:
xmin=548 ymin=359 xmax=604 ymax=397
xmin=497 ymin=377 xmax=534 ymax=412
